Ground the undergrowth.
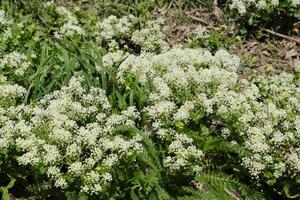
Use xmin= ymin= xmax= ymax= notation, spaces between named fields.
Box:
xmin=0 ymin=0 xmax=299 ymax=200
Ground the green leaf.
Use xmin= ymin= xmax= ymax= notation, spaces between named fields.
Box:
xmin=201 ymin=125 xmax=209 ymax=136
xmin=116 ymin=168 xmax=125 ymax=181
xmin=129 ymin=90 xmax=134 ymax=106
xmin=5 ymin=178 xmax=15 ymax=189
xmin=1 ymin=188 xmax=10 ymax=200
xmin=65 ymin=191 xmax=76 ymax=200
xmin=175 ymin=121 xmax=184 ymax=129
xmin=155 ymin=186 xmax=170 ymax=200
xmin=78 ymin=192 xmax=89 ymax=200
xmin=130 ymin=190 xmax=140 ymax=200
xmin=294 ymin=9 xmax=300 ymax=19
xmin=283 ymin=185 xmax=300 ymax=199
xmin=1 ymin=178 xmax=15 ymax=200
xmin=263 ymin=172 xmax=273 ymax=179
xmin=248 ymin=14 xmax=254 ymax=26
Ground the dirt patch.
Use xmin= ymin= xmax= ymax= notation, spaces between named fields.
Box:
xmin=231 ymin=39 xmax=300 ymax=77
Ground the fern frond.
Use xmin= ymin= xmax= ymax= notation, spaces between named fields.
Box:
xmin=194 ymin=171 xmax=265 ymax=200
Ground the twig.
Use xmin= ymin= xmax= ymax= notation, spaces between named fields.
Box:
xmin=224 ymin=187 xmax=242 ymax=200
xmin=188 ymin=15 xmax=209 ymax=25
xmin=261 ymin=28 xmax=300 ymax=45
xmin=190 ymin=180 xmax=205 ymax=192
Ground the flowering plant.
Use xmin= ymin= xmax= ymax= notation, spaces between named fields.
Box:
xmin=228 ymin=0 xmax=300 ymax=30
xmin=0 ymin=1 xmax=299 ymax=199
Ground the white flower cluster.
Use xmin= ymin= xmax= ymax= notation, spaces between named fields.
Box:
xmin=0 ymin=51 xmax=30 ymax=107
xmin=131 ymin=18 xmax=169 ymax=52
xmin=0 ymin=10 xmax=13 ymax=41
xmin=113 ymin=47 xmax=299 ymax=179
xmin=96 ymin=15 xmax=135 ymax=42
xmin=194 ymin=25 xmax=209 ymax=40
xmin=100 ymin=50 xmax=128 ymax=69
xmin=0 ymin=10 xmax=12 ymax=27
xmin=291 ymin=0 xmax=300 ymax=6
xmin=164 ymin=132 xmax=204 ymax=171
xmin=230 ymin=0 xmax=300 ymax=15
xmin=96 ymin=16 xmax=169 ymax=52
xmin=0 ymin=84 xmax=26 ymax=102
xmin=0 ymin=51 xmax=31 ymax=76
xmin=56 ymin=6 xmax=84 ymax=37
xmin=43 ymin=4 xmax=84 ymax=38
xmin=0 ymin=77 xmax=143 ymax=195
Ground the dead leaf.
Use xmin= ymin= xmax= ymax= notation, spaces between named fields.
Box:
xmin=293 ymin=59 xmax=300 ymax=72
xmin=224 ymin=187 xmax=241 ymax=200
xmin=190 ymin=180 xmax=205 ymax=192
xmin=285 ymin=49 xmax=298 ymax=60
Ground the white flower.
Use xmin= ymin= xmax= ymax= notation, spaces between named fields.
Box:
xmin=0 ymin=52 xmax=30 ymax=76
xmin=101 ymin=51 xmax=127 ymax=68
xmin=221 ymin=128 xmax=231 ymax=139
xmin=273 ymin=162 xmax=286 ymax=178
xmin=18 ymin=147 xmax=40 ymax=165
xmin=47 ymin=166 xmax=61 ymax=178
xmin=54 ymin=177 xmax=67 ymax=188
xmin=291 ymin=0 xmax=300 ymax=6
xmin=0 ymin=10 xmax=13 ymax=26
xmin=43 ymin=144 xmax=61 ymax=165
xmin=271 ymin=0 xmax=279 ymax=6
xmin=102 ymin=172 xmax=112 ymax=182
xmin=173 ymin=101 xmax=194 ymax=122
xmin=66 ymin=143 xmax=81 ymax=157
xmin=144 ymin=101 xmax=176 ymax=119
xmin=194 ymin=25 xmax=209 ymax=40
xmin=286 ymin=149 xmax=300 ymax=172
xmin=96 ymin=15 xmax=134 ymax=41
xmin=271 ymin=131 xmax=285 ymax=145
xmin=51 ymin=6 xmax=84 ymax=37
xmin=131 ymin=18 xmax=169 ymax=52
xmin=59 ymin=23 xmax=84 ymax=37
xmin=68 ymin=162 xmax=84 ymax=175
xmin=245 ymin=127 xmax=269 ymax=153
xmin=103 ymin=154 xmax=118 ymax=168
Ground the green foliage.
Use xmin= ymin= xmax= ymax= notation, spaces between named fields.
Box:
xmin=0 ymin=1 xmax=299 ymax=200
xmin=188 ymin=25 xmax=244 ymax=52
xmin=219 ymin=0 xmax=300 ymax=33
xmin=0 ymin=177 xmax=15 ymax=200
xmin=192 ymin=172 xmax=264 ymax=200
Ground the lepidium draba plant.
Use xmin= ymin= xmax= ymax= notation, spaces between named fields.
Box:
xmin=0 ymin=1 xmax=299 ymax=197
xmin=0 ymin=77 xmax=145 ymax=198
xmin=0 ymin=9 xmax=13 ymax=43
xmin=230 ymin=0 xmax=300 ymax=15
xmin=0 ymin=50 xmax=31 ymax=107
xmin=43 ymin=2 xmax=85 ymax=39
xmin=95 ymin=15 xmax=169 ymax=53
xmin=228 ymin=0 xmax=300 ymax=29
xmin=112 ymin=47 xmax=300 ymax=198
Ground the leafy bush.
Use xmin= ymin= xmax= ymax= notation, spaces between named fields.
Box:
xmin=226 ymin=0 xmax=300 ymax=31
xmin=0 ymin=1 xmax=299 ymax=199
xmin=111 ymin=47 xmax=300 ymax=199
